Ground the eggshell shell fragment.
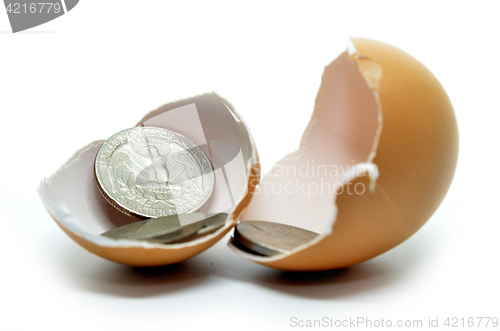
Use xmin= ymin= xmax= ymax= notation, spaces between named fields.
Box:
xmin=231 ymin=38 xmax=459 ymax=271
xmin=40 ymin=93 xmax=259 ymax=266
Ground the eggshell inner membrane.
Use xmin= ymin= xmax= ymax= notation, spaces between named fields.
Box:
xmin=40 ymin=94 xmax=255 ymax=247
xmin=241 ymin=52 xmax=379 ymax=234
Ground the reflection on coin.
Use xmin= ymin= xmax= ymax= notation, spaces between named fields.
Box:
xmin=95 ymin=127 xmax=215 ymax=219
xmin=101 ymin=213 xmax=227 ymax=244
xmin=232 ymin=221 xmax=320 ymax=256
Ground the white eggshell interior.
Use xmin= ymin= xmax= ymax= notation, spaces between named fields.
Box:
xmin=39 ymin=94 xmax=255 ymax=246
xmin=241 ymin=52 xmax=379 ymax=234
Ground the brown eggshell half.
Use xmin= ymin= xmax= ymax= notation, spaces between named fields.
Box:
xmin=230 ymin=38 xmax=459 ymax=271
xmin=39 ymin=93 xmax=259 ymax=266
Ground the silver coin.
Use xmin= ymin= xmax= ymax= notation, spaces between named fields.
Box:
xmin=161 ymin=212 xmax=228 ymax=244
xmin=232 ymin=221 xmax=320 ymax=256
xmin=101 ymin=213 xmax=204 ymax=243
xmin=95 ymin=127 xmax=215 ymax=218
xmin=101 ymin=212 xmax=227 ymax=244
xmin=197 ymin=213 xmax=228 ymax=235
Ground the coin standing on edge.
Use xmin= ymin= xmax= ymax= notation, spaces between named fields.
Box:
xmin=95 ymin=127 xmax=215 ymax=219
xmin=232 ymin=221 xmax=320 ymax=256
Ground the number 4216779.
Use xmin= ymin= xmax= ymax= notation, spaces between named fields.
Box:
xmin=6 ymin=3 xmax=62 ymax=14
xmin=444 ymin=317 xmax=498 ymax=328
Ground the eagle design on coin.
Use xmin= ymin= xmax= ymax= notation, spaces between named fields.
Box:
xmin=95 ymin=127 xmax=215 ymax=218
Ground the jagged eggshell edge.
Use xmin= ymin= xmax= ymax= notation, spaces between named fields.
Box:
xmin=39 ymin=93 xmax=260 ymax=266
xmin=230 ymin=38 xmax=459 ymax=271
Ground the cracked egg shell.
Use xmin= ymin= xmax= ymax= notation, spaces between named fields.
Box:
xmin=230 ymin=38 xmax=459 ymax=271
xmin=39 ymin=93 xmax=259 ymax=266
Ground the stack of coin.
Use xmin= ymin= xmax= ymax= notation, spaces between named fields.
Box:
xmin=101 ymin=213 xmax=227 ymax=244
xmin=231 ymin=221 xmax=320 ymax=256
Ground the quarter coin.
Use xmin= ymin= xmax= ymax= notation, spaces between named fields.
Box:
xmin=232 ymin=221 xmax=320 ymax=256
xmin=95 ymin=127 xmax=215 ymax=218
xmin=174 ymin=212 xmax=228 ymax=243
xmin=101 ymin=212 xmax=228 ymax=244
xmin=101 ymin=213 xmax=204 ymax=243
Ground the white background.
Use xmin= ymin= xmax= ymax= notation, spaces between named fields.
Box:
xmin=1 ymin=1 xmax=499 ymax=330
